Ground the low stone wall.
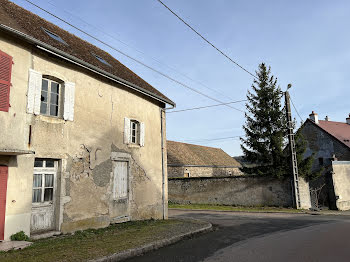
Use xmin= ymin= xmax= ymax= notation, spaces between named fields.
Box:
xmin=168 ymin=165 xmax=242 ymax=178
xmin=169 ymin=176 xmax=294 ymax=207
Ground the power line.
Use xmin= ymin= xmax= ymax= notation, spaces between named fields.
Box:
xmin=156 ymin=0 xmax=257 ymax=79
xmin=46 ymin=0 xmax=235 ymax=101
xmin=23 ymin=0 xmax=243 ymax=112
xmin=181 ymin=135 xmax=242 ymax=143
xmin=290 ymin=96 xmax=303 ymax=123
xmin=167 ymin=99 xmax=246 ymax=113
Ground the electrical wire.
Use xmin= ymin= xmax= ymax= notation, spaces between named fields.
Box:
xmin=23 ymin=0 xmax=244 ymax=112
xmin=156 ymin=0 xmax=257 ymax=79
xmin=181 ymin=135 xmax=242 ymax=143
xmin=290 ymin=96 xmax=303 ymax=123
xmin=167 ymin=99 xmax=246 ymax=113
xmin=46 ymin=0 xmax=236 ymax=101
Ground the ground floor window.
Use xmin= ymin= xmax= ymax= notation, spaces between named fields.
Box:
xmin=32 ymin=159 xmax=57 ymax=203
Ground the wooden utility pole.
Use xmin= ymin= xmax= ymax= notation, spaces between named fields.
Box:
xmin=285 ymin=87 xmax=301 ymax=209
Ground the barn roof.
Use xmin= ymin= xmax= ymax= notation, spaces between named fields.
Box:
xmin=0 ymin=0 xmax=174 ymax=106
xmin=167 ymin=141 xmax=241 ymax=167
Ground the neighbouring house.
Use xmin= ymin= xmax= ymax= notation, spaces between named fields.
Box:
xmin=302 ymin=112 xmax=350 ymax=171
xmin=167 ymin=141 xmax=242 ymax=178
xmin=0 ymin=0 xmax=174 ymax=241
xmin=300 ymin=112 xmax=350 ymax=209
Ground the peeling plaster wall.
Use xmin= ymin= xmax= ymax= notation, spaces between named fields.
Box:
xmin=0 ymin=34 xmax=167 ymax=237
xmin=331 ymin=161 xmax=350 ymax=211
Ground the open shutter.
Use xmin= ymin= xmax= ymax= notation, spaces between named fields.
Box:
xmin=63 ymin=82 xmax=75 ymax=121
xmin=140 ymin=122 xmax=145 ymax=147
xmin=0 ymin=50 xmax=13 ymax=112
xmin=124 ymin=117 xmax=131 ymax=144
xmin=27 ymin=69 xmax=42 ymax=114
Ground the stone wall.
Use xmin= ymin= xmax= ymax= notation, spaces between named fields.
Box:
xmin=169 ymin=176 xmax=294 ymax=207
xmin=168 ymin=165 xmax=242 ymax=178
xmin=331 ymin=161 xmax=350 ymax=211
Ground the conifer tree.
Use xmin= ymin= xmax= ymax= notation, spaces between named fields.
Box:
xmin=241 ymin=63 xmax=287 ymax=177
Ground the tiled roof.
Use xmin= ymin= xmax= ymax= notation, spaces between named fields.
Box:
xmin=167 ymin=141 xmax=241 ymax=167
xmin=0 ymin=0 xmax=174 ymax=105
xmin=317 ymin=120 xmax=350 ymax=149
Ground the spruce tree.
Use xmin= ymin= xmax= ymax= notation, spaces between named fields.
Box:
xmin=241 ymin=63 xmax=287 ymax=177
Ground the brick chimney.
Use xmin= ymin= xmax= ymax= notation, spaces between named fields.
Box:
xmin=309 ymin=111 xmax=319 ymax=124
xmin=346 ymin=114 xmax=350 ymax=125
xmin=325 ymin=116 xmax=330 ymax=121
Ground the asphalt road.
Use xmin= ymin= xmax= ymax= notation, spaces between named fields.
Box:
xmin=125 ymin=209 xmax=350 ymax=262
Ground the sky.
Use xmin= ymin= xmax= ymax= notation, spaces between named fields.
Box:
xmin=11 ymin=0 xmax=350 ymax=156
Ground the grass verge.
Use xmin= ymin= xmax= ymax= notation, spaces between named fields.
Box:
xmin=169 ymin=203 xmax=306 ymax=213
xmin=0 ymin=219 xmax=206 ymax=262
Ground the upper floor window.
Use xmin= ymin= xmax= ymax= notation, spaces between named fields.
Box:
xmin=40 ymin=78 xmax=62 ymax=117
xmin=131 ymin=120 xmax=140 ymax=144
xmin=27 ymin=69 xmax=76 ymax=121
xmin=124 ymin=117 xmax=145 ymax=146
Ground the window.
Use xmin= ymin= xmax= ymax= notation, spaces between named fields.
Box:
xmin=40 ymin=78 xmax=62 ymax=117
xmin=0 ymin=50 xmax=13 ymax=112
xmin=318 ymin=157 xmax=324 ymax=166
xmin=42 ymin=28 xmax=67 ymax=45
xmin=32 ymin=159 xmax=56 ymax=203
xmin=27 ymin=70 xmax=76 ymax=121
xmin=124 ymin=117 xmax=145 ymax=146
xmin=92 ymin=53 xmax=111 ymax=67
xmin=130 ymin=120 xmax=140 ymax=144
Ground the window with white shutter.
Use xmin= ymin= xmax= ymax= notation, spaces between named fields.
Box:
xmin=124 ymin=118 xmax=145 ymax=147
xmin=27 ymin=70 xmax=75 ymax=121
xmin=0 ymin=50 xmax=13 ymax=112
xmin=113 ymin=161 xmax=128 ymax=199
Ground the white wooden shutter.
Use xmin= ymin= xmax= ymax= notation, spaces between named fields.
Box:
xmin=124 ymin=117 xmax=131 ymax=144
xmin=64 ymin=82 xmax=75 ymax=121
xmin=113 ymin=161 xmax=128 ymax=199
xmin=140 ymin=122 xmax=145 ymax=147
xmin=27 ymin=69 xmax=42 ymax=114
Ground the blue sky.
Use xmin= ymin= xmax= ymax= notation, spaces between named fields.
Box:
xmin=12 ymin=0 xmax=350 ymax=156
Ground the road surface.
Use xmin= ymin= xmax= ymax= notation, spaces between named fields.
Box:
xmin=125 ymin=209 xmax=350 ymax=262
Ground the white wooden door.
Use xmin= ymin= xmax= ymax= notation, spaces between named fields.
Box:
xmin=112 ymin=161 xmax=130 ymax=220
xmin=31 ymin=159 xmax=57 ymax=233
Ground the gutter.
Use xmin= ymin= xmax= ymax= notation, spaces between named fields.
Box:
xmin=0 ymin=24 xmax=176 ymax=108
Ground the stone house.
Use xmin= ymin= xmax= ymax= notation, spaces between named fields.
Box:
xmin=302 ymin=111 xmax=350 ymax=171
xmin=301 ymin=112 xmax=350 ymax=209
xmin=0 ymin=1 xmax=174 ymax=241
xmin=167 ymin=141 xmax=241 ymax=178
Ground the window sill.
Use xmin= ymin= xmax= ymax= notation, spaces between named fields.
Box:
xmin=127 ymin=144 xmax=141 ymax=149
xmin=35 ymin=115 xmax=65 ymax=124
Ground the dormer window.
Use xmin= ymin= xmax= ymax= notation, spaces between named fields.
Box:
xmin=92 ymin=53 xmax=111 ymax=67
xmin=42 ymin=28 xmax=67 ymax=45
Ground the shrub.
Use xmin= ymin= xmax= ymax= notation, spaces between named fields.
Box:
xmin=10 ymin=231 xmax=30 ymax=241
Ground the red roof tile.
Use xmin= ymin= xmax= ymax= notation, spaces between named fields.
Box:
xmin=317 ymin=120 xmax=350 ymax=148
xmin=0 ymin=0 xmax=174 ymax=105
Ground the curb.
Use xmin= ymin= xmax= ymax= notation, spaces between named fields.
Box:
xmin=90 ymin=220 xmax=212 ymax=262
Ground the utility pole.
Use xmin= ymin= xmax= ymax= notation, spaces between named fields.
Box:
xmin=285 ymin=85 xmax=301 ymax=209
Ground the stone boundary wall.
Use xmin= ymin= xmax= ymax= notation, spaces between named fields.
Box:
xmin=332 ymin=161 xmax=350 ymax=211
xmin=168 ymin=166 xmax=242 ymax=178
xmin=169 ymin=176 xmax=294 ymax=207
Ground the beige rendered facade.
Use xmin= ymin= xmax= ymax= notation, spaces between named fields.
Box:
xmin=0 ymin=30 xmax=171 ymax=240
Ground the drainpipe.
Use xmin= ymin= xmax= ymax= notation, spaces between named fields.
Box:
xmin=160 ymin=104 xmax=174 ymax=219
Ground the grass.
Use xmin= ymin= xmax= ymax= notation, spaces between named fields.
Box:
xmin=0 ymin=219 xmax=205 ymax=262
xmin=169 ymin=203 xmax=306 ymax=213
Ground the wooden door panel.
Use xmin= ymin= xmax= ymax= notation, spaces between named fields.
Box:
xmin=0 ymin=166 xmax=8 ymax=240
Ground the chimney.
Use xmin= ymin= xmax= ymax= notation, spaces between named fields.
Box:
xmin=325 ymin=116 xmax=330 ymax=121
xmin=346 ymin=114 xmax=350 ymax=125
xmin=309 ymin=111 xmax=319 ymax=124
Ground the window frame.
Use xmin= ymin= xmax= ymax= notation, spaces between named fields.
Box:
xmin=130 ymin=120 xmax=140 ymax=145
xmin=40 ymin=78 xmax=63 ymax=118
xmin=32 ymin=159 xmax=57 ymax=206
